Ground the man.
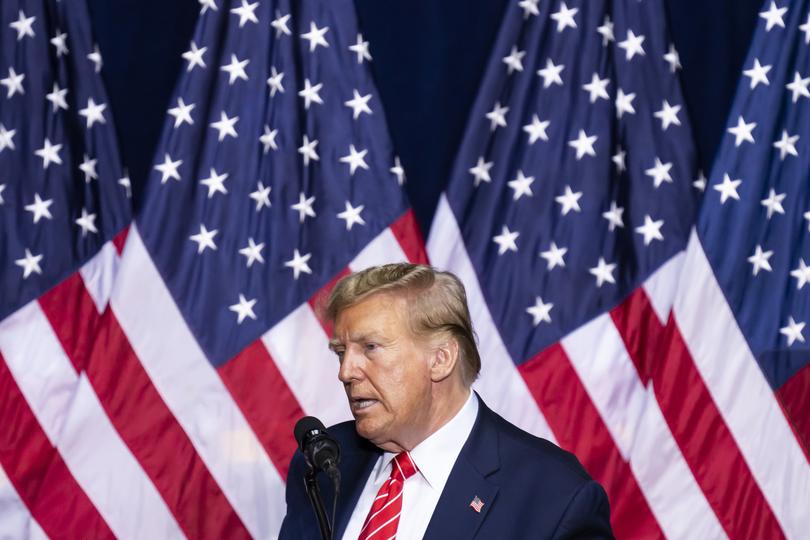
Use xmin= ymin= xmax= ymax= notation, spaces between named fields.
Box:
xmin=280 ymin=263 xmax=613 ymax=539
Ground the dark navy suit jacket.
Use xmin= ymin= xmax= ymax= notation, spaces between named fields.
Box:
xmin=279 ymin=397 xmax=614 ymax=539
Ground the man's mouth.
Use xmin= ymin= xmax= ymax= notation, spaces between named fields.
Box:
xmin=350 ymin=398 xmax=378 ymax=411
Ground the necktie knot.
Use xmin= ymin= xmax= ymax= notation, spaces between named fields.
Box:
xmin=391 ymin=452 xmax=418 ymax=482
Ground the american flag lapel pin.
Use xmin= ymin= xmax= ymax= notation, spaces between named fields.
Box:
xmin=469 ymin=495 xmax=484 ymax=513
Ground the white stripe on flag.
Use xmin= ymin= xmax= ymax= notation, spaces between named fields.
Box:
xmin=0 ymin=463 xmax=47 ymax=540
xmin=642 ymin=253 xmax=683 ymax=325
xmin=427 ymin=196 xmax=555 ymax=442
xmin=562 ymin=313 xmax=726 ymax=540
xmin=633 ymin=386 xmax=729 ymax=540
xmin=674 ymin=231 xmax=809 ymax=539
xmin=111 ymin=225 xmax=286 ymax=539
xmin=78 ymin=241 xmax=120 ymax=313
xmin=562 ymin=317 xmax=647 ymax=460
xmin=0 ymin=301 xmax=183 ymax=539
xmin=349 ymin=227 xmax=409 ymax=271
xmin=262 ymin=304 xmax=352 ymax=427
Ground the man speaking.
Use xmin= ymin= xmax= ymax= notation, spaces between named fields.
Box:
xmin=279 ymin=263 xmax=613 ymax=539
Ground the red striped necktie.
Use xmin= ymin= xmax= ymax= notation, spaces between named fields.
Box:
xmin=357 ymin=452 xmax=419 ymax=540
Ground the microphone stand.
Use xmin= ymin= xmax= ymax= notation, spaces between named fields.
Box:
xmin=304 ymin=468 xmax=332 ymax=540
xmin=295 ymin=417 xmax=341 ymax=539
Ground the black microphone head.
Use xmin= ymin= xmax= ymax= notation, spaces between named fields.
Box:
xmin=294 ymin=416 xmax=327 ymax=451
xmin=294 ymin=416 xmax=341 ymax=473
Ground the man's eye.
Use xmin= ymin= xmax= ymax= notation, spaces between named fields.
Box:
xmin=365 ymin=343 xmax=377 ymax=352
xmin=334 ymin=350 xmax=345 ymax=361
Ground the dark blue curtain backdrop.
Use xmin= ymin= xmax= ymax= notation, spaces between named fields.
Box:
xmin=87 ymin=0 xmax=762 ymax=235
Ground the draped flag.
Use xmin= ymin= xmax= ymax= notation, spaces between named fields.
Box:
xmin=85 ymin=0 xmax=420 ymax=538
xmin=665 ymin=0 xmax=810 ymax=537
xmin=2 ymin=0 xmax=422 ymax=537
xmin=0 ymin=0 xmax=134 ymax=537
xmin=428 ymin=0 xmax=805 ymax=538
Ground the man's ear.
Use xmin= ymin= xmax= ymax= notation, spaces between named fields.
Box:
xmin=429 ymin=338 xmax=459 ymax=383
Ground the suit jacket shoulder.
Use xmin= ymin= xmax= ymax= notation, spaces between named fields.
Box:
xmin=487 ymin=405 xmax=590 ymax=482
xmin=424 ymin=399 xmax=613 ymax=540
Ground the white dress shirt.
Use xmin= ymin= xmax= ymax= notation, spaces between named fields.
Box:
xmin=342 ymin=391 xmax=479 ymax=540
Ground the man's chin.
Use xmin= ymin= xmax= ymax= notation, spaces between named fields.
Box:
xmin=354 ymin=418 xmax=385 ymax=444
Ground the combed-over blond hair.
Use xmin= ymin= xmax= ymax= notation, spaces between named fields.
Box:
xmin=325 ymin=263 xmax=480 ymax=386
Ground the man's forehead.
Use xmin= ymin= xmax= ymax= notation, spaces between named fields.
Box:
xmin=332 ymin=293 xmax=407 ymax=337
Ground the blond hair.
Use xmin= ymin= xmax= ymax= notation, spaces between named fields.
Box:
xmin=326 ymin=263 xmax=480 ymax=386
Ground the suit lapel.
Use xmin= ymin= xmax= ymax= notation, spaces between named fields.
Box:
xmin=423 ymin=397 xmax=501 ymax=540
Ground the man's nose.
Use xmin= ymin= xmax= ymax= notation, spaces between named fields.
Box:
xmin=337 ymin=348 xmax=362 ymax=383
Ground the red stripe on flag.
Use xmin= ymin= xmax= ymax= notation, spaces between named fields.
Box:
xmin=0 ymin=351 xmax=115 ymax=539
xmin=389 ymin=210 xmax=429 ymax=264
xmin=611 ymin=289 xmax=786 ymax=539
xmin=218 ymin=340 xmax=304 ymax=479
xmin=608 ymin=291 xmax=654 ymax=386
xmin=112 ymin=226 xmax=129 ymax=255
xmin=35 ymin=274 xmax=98 ymax=373
xmin=308 ymin=267 xmax=351 ymax=336
xmin=38 ymin=274 xmax=251 ymax=540
xmin=775 ymin=362 xmax=810 ymax=461
xmin=519 ymin=344 xmax=664 ymax=539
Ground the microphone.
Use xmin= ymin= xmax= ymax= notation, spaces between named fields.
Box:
xmin=294 ymin=417 xmax=341 ymax=540
xmin=294 ymin=416 xmax=341 ymax=476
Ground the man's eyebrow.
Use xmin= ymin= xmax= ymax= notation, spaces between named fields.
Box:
xmin=328 ymin=332 xmax=382 ymax=350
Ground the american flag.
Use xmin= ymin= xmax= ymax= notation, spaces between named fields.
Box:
xmin=1 ymin=0 xmax=424 ymax=538
xmin=666 ymin=0 xmax=810 ymax=536
xmin=1 ymin=0 xmax=134 ymax=537
xmin=428 ymin=0 xmax=808 ymax=539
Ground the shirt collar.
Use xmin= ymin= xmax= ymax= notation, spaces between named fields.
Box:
xmin=373 ymin=391 xmax=479 ymax=491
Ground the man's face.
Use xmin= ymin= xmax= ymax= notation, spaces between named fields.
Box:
xmin=331 ymin=292 xmax=434 ymax=452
